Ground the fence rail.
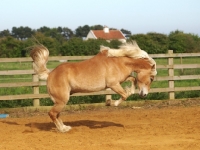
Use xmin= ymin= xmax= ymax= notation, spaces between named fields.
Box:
xmin=1 ymin=50 xmax=200 ymax=106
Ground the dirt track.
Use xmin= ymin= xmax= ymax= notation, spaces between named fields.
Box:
xmin=1 ymin=100 xmax=200 ymax=150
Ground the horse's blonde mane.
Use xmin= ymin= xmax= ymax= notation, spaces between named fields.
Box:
xmin=100 ymin=41 xmax=157 ymax=76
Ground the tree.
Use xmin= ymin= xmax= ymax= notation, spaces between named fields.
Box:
xmin=61 ymin=27 xmax=74 ymax=39
xmin=0 ymin=36 xmax=22 ymax=57
xmin=109 ymin=40 xmax=122 ymax=48
xmin=60 ymin=37 xmax=83 ymax=56
xmin=37 ymin=26 xmax=51 ymax=33
xmin=169 ymin=30 xmax=200 ymax=53
xmin=0 ymin=29 xmax=11 ymax=37
xmin=129 ymin=32 xmax=168 ymax=54
xmin=37 ymin=26 xmax=74 ymax=41
xmin=129 ymin=34 xmax=150 ymax=51
xmin=185 ymin=34 xmax=200 ymax=53
xmin=83 ymin=39 xmax=111 ymax=55
xmin=32 ymin=32 xmax=60 ymax=56
xmin=121 ymin=28 xmax=132 ymax=38
xmin=90 ymin=25 xmax=104 ymax=30
xmin=60 ymin=37 xmax=121 ymax=56
xmin=146 ymin=32 xmax=169 ymax=53
xmin=37 ymin=27 xmax=64 ymax=44
xmin=12 ymin=26 xmax=34 ymax=40
xmin=75 ymin=25 xmax=90 ymax=37
xmin=168 ymin=30 xmax=188 ymax=53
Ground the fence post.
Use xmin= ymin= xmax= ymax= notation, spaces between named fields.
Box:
xmin=168 ymin=50 xmax=175 ymax=99
xmin=32 ymin=64 xmax=40 ymax=107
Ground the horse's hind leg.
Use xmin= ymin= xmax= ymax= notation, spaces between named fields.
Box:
xmin=48 ymin=100 xmax=71 ymax=132
xmin=57 ymin=112 xmax=71 ymax=131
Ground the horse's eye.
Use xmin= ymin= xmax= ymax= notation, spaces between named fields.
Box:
xmin=150 ymin=77 xmax=154 ymax=82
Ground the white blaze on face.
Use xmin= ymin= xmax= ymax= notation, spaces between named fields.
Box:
xmin=139 ymin=84 xmax=148 ymax=97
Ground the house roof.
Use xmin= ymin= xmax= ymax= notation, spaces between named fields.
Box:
xmin=92 ymin=30 xmax=125 ymax=40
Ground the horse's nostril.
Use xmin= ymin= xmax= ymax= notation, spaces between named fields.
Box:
xmin=139 ymin=90 xmax=148 ymax=98
xmin=139 ymin=93 xmax=147 ymax=98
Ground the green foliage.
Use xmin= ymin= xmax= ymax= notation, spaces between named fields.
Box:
xmin=60 ymin=37 xmax=85 ymax=56
xmin=0 ymin=100 xmax=33 ymax=108
xmin=1 ymin=25 xmax=200 ymax=58
xmin=32 ymin=32 xmax=60 ymax=56
xmin=75 ymin=25 xmax=90 ymax=37
xmin=0 ymin=29 xmax=10 ymax=37
xmin=129 ymin=32 xmax=169 ymax=54
xmin=109 ymin=40 xmax=122 ymax=48
xmin=168 ymin=30 xmax=200 ymax=53
xmin=121 ymin=28 xmax=131 ymax=35
xmin=90 ymin=25 xmax=104 ymax=30
xmin=0 ymin=36 xmax=23 ymax=57
xmin=168 ymin=30 xmax=187 ymax=53
xmin=12 ymin=26 xmax=34 ymax=40
xmin=60 ymin=38 xmax=121 ymax=56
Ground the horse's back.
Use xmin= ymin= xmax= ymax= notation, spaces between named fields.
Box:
xmin=47 ymin=52 xmax=108 ymax=93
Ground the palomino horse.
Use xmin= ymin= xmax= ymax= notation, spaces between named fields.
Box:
xmin=30 ymin=41 xmax=157 ymax=132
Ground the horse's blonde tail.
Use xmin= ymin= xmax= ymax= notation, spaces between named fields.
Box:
xmin=30 ymin=45 xmax=50 ymax=80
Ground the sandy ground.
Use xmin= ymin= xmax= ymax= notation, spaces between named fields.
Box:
xmin=1 ymin=100 xmax=200 ymax=150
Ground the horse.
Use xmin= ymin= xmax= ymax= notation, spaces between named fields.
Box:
xmin=30 ymin=41 xmax=157 ymax=132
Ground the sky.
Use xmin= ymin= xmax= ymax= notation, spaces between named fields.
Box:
xmin=1 ymin=0 xmax=200 ymax=36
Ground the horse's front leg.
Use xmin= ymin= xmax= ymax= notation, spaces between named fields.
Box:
xmin=124 ymin=76 xmax=136 ymax=95
xmin=106 ymin=77 xmax=136 ymax=106
xmin=105 ymin=84 xmax=127 ymax=107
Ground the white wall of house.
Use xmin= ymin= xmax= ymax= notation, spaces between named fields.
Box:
xmin=86 ymin=31 xmax=96 ymax=40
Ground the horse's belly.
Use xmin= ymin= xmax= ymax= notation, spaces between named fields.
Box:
xmin=70 ymin=79 xmax=106 ymax=93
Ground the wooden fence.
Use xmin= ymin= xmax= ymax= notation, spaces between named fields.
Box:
xmin=1 ymin=50 xmax=200 ymax=107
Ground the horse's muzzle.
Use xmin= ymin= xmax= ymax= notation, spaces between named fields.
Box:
xmin=139 ymin=90 xmax=147 ymax=98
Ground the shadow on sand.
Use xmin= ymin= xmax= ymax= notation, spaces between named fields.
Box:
xmin=28 ymin=120 xmax=124 ymax=132
xmin=1 ymin=119 xmax=124 ymax=132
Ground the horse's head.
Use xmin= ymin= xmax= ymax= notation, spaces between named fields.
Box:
xmin=101 ymin=41 xmax=157 ymax=98
xmin=136 ymin=64 xmax=157 ymax=98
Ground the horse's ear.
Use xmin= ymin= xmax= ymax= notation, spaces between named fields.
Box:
xmin=151 ymin=64 xmax=157 ymax=75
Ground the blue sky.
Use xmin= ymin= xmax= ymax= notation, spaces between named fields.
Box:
xmin=1 ymin=0 xmax=200 ymax=35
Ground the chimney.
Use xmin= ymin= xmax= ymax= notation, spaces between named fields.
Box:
xmin=103 ymin=26 xmax=109 ymax=33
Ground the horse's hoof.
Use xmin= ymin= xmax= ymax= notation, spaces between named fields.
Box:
xmin=105 ymin=99 xmax=112 ymax=106
xmin=63 ymin=125 xmax=72 ymax=132
xmin=58 ymin=125 xmax=72 ymax=133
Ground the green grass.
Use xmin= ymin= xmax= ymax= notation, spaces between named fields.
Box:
xmin=154 ymin=57 xmax=200 ymax=65
xmin=0 ymin=62 xmax=32 ymax=70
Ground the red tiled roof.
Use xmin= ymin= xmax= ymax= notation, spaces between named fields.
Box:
xmin=92 ymin=30 xmax=125 ymax=40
